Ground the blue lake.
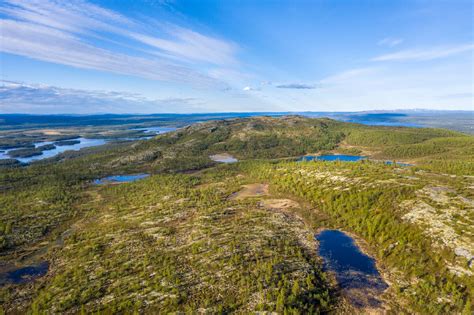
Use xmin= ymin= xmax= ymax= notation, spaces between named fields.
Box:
xmin=0 ymin=138 xmax=107 ymax=163
xmin=132 ymin=126 xmax=177 ymax=135
xmin=298 ymin=154 xmax=366 ymax=162
xmin=340 ymin=113 xmax=421 ymax=128
xmin=0 ymin=126 xmax=177 ymax=164
xmin=94 ymin=174 xmax=150 ymax=185
xmin=298 ymin=154 xmax=412 ymax=167
xmin=316 ymin=230 xmax=388 ymax=308
xmin=0 ymin=261 xmax=49 ymax=286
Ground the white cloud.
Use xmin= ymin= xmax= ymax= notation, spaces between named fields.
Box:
xmin=0 ymin=0 xmax=238 ymax=87
xmin=372 ymin=44 xmax=474 ymax=62
xmin=0 ymin=0 xmax=132 ymax=35
xmin=243 ymin=86 xmax=260 ymax=91
xmin=1 ymin=19 xmax=217 ymax=86
xmin=130 ymin=26 xmax=238 ymax=66
xmin=378 ymin=37 xmax=404 ymax=47
xmin=0 ymin=81 xmax=202 ymax=114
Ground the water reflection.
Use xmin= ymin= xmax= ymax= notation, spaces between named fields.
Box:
xmin=0 ymin=261 xmax=49 ymax=286
xmin=316 ymin=230 xmax=388 ymax=308
xmin=298 ymin=154 xmax=366 ymax=162
xmin=93 ymin=174 xmax=150 ymax=185
xmin=0 ymin=138 xmax=106 ymax=163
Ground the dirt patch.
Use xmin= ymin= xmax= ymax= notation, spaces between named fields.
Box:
xmin=230 ymin=183 xmax=269 ymax=200
xmin=41 ymin=129 xmax=62 ymax=135
xmin=22 ymin=129 xmax=64 ymax=136
xmin=260 ymin=198 xmax=300 ymax=211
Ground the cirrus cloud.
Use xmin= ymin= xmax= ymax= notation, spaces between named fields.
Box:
xmin=378 ymin=37 xmax=404 ymax=47
xmin=0 ymin=0 xmax=239 ymax=88
xmin=372 ymin=44 xmax=474 ymax=62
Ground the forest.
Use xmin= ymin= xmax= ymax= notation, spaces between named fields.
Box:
xmin=0 ymin=116 xmax=473 ymax=314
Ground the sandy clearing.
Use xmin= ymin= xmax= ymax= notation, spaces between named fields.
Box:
xmin=230 ymin=183 xmax=269 ymax=200
xmin=260 ymin=198 xmax=300 ymax=211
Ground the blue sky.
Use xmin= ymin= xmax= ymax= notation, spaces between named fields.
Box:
xmin=0 ymin=0 xmax=472 ymax=113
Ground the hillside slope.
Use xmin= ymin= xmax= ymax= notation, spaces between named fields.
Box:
xmin=103 ymin=116 xmax=473 ymax=174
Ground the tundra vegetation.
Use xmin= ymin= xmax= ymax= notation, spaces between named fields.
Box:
xmin=0 ymin=116 xmax=473 ymax=314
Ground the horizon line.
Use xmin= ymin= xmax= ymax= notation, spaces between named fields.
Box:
xmin=1 ymin=109 xmax=473 ymax=116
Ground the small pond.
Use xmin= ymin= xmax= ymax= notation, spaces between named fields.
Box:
xmin=209 ymin=153 xmax=238 ymax=163
xmin=299 ymin=154 xmax=412 ymax=167
xmin=385 ymin=161 xmax=413 ymax=167
xmin=299 ymin=154 xmax=366 ymax=162
xmin=94 ymin=174 xmax=150 ymax=185
xmin=316 ymin=229 xmax=388 ymax=308
xmin=0 ymin=261 xmax=49 ymax=286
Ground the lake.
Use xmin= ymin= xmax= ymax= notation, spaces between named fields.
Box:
xmin=132 ymin=126 xmax=177 ymax=135
xmin=0 ymin=126 xmax=177 ymax=164
xmin=340 ymin=113 xmax=421 ymax=128
xmin=93 ymin=174 xmax=150 ymax=185
xmin=0 ymin=138 xmax=107 ymax=163
xmin=316 ymin=230 xmax=388 ymax=308
xmin=298 ymin=154 xmax=366 ymax=162
xmin=299 ymin=154 xmax=412 ymax=167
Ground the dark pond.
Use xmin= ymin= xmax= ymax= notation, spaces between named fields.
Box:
xmin=316 ymin=230 xmax=388 ymax=308
xmin=94 ymin=174 xmax=150 ymax=185
xmin=0 ymin=261 xmax=49 ymax=286
xmin=299 ymin=154 xmax=366 ymax=162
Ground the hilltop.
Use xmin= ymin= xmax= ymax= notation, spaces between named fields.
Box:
xmin=99 ymin=116 xmax=473 ymax=174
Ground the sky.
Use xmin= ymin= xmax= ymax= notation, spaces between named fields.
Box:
xmin=0 ymin=0 xmax=473 ymax=114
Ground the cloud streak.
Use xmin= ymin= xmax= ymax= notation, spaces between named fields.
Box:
xmin=0 ymin=0 xmax=238 ymax=87
xmin=378 ymin=37 xmax=404 ymax=47
xmin=275 ymin=83 xmax=317 ymax=89
xmin=242 ymin=86 xmax=260 ymax=91
xmin=372 ymin=44 xmax=474 ymax=61
xmin=0 ymin=81 xmax=202 ymax=114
